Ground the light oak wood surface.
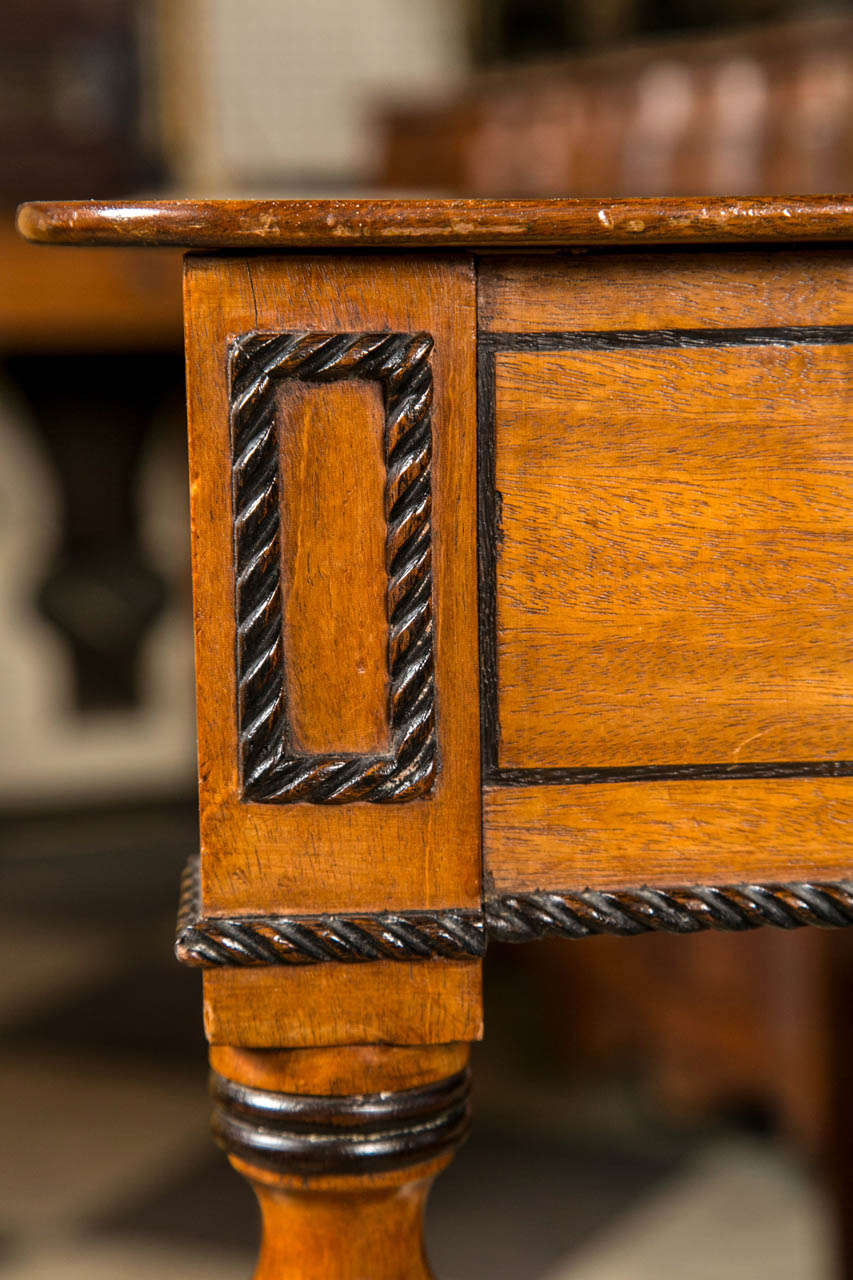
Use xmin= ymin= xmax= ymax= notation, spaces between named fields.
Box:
xmin=203 ymin=961 xmax=483 ymax=1047
xmin=210 ymin=1043 xmax=470 ymax=1094
xmin=479 ymin=249 xmax=853 ymax=332
xmin=492 ymin=342 xmax=852 ymax=770
xmin=277 ymin=380 xmax=390 ymax=757
xmin=485 ymin=778 xmax=853 ymax=890
xmin=234 ymin=1152 xmax=451 ymax=1280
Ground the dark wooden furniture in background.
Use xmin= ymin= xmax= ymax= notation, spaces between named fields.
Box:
xmin=18 ymin=195 xmax=853 ymax=1278
xmin=378 ymin=14 xmax=853 ymax=198
xmin=0 ymin=0 xmax=173 ymax=719
xmin=0 ymin=221 xmax=183 ymax=713
xmin=0 ymin=0 xmax=160 ymax=201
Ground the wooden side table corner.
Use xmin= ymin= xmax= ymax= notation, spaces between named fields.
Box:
xmin=17 ymin=194 xmax=853 ymax=1279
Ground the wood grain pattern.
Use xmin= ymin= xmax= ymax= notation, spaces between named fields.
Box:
xmin=210 ymin=1043 xmax=469 ymax=1095
xmin=484 ymin=778 xmax=853 ymax=891
xmin=479 ymin=249 xmax=853 ymax=333
xmin=234 ymin=1152 xmax=451 ymax=1280
xmin=492 ymin=342 xmax=853 ymax=770
xmin=203 ymin=961 xmax=483 ymax=1047
xmin=277 ymin=380 xmax=389 ymax=756
xmin=184 ymin=254 xmax=480 ymax=916
xmin=17 ymin=195 xmax=853 ymax=250
xmin=212 ymin=1043 xmax=469 ymax=1280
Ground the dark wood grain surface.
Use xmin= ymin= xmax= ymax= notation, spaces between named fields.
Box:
xmin=16 ymin=195 xmax=853 ymax=249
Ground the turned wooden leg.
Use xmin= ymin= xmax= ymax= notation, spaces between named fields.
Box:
xmin=209 ymin=1044 xmax=471 ymax=1280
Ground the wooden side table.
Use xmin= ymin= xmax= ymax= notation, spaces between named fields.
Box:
xmin=18 ymin=196 xmax=853 ymax=1279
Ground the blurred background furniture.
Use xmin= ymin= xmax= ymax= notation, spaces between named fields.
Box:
xmin=0 ymin=0 xmax=191 ymax=887
xmin=0 ymin=224 xmax=192 ymax=870
xmin=3 ymin=3 xmax=853 ymax=1278
xmin=377 ymin=11 xmax=853 ymax=196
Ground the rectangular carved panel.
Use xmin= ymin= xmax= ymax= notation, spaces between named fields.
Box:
xmin=184 ymin=254 xmax=480 ymax=923
xmin=230 ymin=331 xmax=436 ymax=803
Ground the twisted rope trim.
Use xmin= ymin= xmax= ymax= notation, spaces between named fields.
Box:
xmin=231 ymin=330 xmax=436 ymax=803
xmin=175 ymin=855 xmax=485 ymax=966
xmin=485 ymin=883 xmax=853 ymax=941
xmin=175 ymin=857 xmax=853 ymax=966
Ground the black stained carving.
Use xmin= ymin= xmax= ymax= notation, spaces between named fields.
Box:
xmin=175 ymin=854 xmax=853 ymax=966
xmin=484 ymin=882 xmax=853 ymax=941
xmin=230 ymin=331 xmax=436 ymax=803
xmin=175 ymin=853 xmax=484 ymax=965
xmin=210 ymin=1066 xmax=472 ymax=1176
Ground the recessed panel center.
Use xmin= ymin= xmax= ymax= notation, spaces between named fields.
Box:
xmin=277 ymin=379 xmax=389 ymax=757
xmin=494 ymin=342 xmax=853 ymax=770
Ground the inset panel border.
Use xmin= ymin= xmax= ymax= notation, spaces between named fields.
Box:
xmin=231 ymin=330 xmax=436 ymax=804
xmin=477 ymin=324 xmax=853 ymax=787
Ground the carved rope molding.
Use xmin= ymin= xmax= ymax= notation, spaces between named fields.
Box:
xmin=175 ymin=855 xmax=485 ymax=965
xmin=175 ymin=857 xmax=853 ymax=966
xmin=230 ymin=330 xmax=436 ymax=803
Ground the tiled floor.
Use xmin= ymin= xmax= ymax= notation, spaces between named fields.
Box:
xmin=0 ymin=838 xmax=837 ymax=1280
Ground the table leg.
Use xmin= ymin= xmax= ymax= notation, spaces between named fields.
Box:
xmin=209 ymin=1044 xmax=472 ymax=1280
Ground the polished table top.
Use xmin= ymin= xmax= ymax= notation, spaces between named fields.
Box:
xmin=17 ymin=195 xmax=853 ymax=250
